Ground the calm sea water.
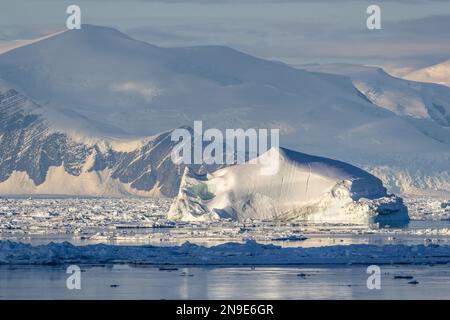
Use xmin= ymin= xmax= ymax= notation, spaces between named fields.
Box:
xmin=1 ymin=264 xmax=450 ymax=299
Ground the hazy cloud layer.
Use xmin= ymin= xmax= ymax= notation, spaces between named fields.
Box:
xmin=1 ymin=0 xmax=449 ymax=70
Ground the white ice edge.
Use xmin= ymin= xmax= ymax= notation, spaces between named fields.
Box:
xmin=1 ymin=240 xmax=449 ymax=265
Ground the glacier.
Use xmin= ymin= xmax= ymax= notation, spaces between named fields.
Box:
xmin=169 ymin=147 xmax=409 ymax=225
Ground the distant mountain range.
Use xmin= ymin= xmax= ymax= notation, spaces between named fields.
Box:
xmin=301 ymin=63 xmax=450 ymax=127
xmin=0 ymin=25 xmax=449 ymax=196
xmin=404 ymin=60 xmax=450 ymax=88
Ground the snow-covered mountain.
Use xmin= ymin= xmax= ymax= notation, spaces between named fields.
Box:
xmin=169 ymin=147 xmax=408 ymax=225
xmin=404 ymin=60 xmax=450 ymax=88
xmin=0 ymin=25 xmax=449 ymax=195
xmin=0 ymin=87 xmax=221 ymax=197
xmin=298 ymin=63 xmax=450 ymax=195
xmin=0 ymin=25 xmax=372 ymax=139
xmin=300 ymin=63 xmax=450 ymax=127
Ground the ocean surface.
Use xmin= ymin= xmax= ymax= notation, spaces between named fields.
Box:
xmin=1 ymin=264 xmax=450 ymax=299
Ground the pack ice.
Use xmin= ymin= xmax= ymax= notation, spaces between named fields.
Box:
xmin=169 ymin=147 xmax=409 ymax=225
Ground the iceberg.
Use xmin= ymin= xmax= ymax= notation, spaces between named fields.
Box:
xmin=169 ymin=147 xmax=409 ymax=225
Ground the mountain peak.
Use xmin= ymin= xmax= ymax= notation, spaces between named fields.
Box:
xmin=0 ymin=24 xmax=140 ymax=59
xmin=404 ymin=59 xmax=450 ymax=87
xmin=60 ymin=24 xmax=133 ymax=40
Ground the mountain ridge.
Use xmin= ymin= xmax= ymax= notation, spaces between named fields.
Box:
xmin=404 ymin=60 xmax=450 ymax=88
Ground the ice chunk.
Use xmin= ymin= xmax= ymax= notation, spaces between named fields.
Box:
xmin=169 ymin=147 xmax=409 ymax=225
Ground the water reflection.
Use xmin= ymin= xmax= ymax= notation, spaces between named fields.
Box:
xmin=1 ymin=265 xmax=450 ymax=299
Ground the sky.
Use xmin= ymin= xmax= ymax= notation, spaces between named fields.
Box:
xmin=1 ymin=0 xmax=449 ymax=75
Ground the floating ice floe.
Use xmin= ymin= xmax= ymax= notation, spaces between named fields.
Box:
xmin=169 ymin=147 xmax=409 ymax=225
xmin=1 ymin=240 xmax=449 ymax=265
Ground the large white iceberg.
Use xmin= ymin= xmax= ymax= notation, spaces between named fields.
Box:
xmin=169 ymin=148 xmax=409 ymax=225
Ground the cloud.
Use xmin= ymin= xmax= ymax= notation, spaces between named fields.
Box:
xmin=111 ymin=81 xmax=163 ymax=101
xmin=300 ymin=15 xmax=450 ymax=66
xmin=180 ymin=13 xmax=450 ymax=69
xmin=1 ymin=0 xmax=449 ymax=71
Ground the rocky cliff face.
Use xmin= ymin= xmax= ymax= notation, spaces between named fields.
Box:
xmin=0 ymin=88 xmax=216 ymax=197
